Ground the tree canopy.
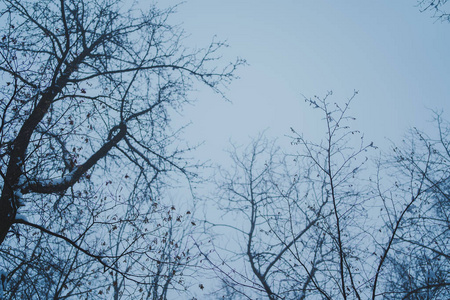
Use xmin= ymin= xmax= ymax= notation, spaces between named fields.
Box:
xmin=0 ymin=0 xmax=242 ymax=298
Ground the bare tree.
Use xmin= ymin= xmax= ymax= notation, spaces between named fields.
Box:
xmin=375 ymin=113 xmax=450 ymax=299
xmin=0 ymin=0 xmax=242 ymax=298
xmin=210 ymin=93 xmax=377 ymax=299
xmin=210 ymin=94 xmax=449 ymax=299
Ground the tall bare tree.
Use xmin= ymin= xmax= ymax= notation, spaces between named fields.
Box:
xmin=375 ymin=113 xmax=450 ymax=299
xmin=0 ymin=0 xmax=242 ymax=298
xmin=210 ymin=93 xmax=375 ymax=299
xmin=209 ymin=94 xmax=449 ymax=299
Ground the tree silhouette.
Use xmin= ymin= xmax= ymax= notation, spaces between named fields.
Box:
xmin=210 ymin=94 xmax=449 ymax=299
xmin=0 ymin=0 xmax=242 ymax=298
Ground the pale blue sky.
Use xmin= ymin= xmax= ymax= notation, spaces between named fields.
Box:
xmin=159 ymin=0 xmax=450 ymax=163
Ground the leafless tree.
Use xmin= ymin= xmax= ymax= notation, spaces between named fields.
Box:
xmin=209 ymin=94 xmax=449 ymax=299
xmin=375 ymin=113 xmax=450 ymax=299
xmin=210 ymin=93 xmax=377 ymax=299
xmin=0 ymin=0 xmax=242 ymax=298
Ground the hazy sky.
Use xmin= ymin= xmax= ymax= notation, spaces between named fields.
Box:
xmin=157 ymin=0 xmax=450 ymax=164
xmin=157 ymin=3 xmax=450 ymax=296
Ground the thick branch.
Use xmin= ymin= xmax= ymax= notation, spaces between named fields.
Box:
xmin=25 ymin=122 xmax=127 ymax=194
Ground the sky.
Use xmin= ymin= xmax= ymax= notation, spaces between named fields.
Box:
xmin=153 ymin=0 xmax=450 ymax=167
xmin=154 ymin=3 xmax=450 ymax=296
xmin=2 ymin=1 xmax=447 ymax=298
